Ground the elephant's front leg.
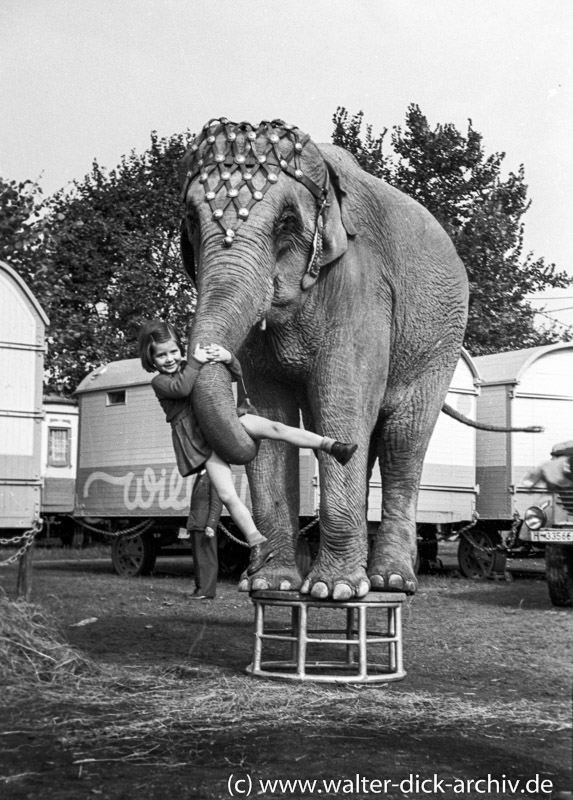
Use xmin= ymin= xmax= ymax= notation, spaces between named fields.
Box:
xmin=237 ymin=382 xmax=304 ymax=592
xmin=300 ymin=447 xmax=371 ymax=601
xmin=238 ymin=439 xmax=303 ymax=591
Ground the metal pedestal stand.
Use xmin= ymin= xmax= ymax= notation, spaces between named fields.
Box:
xmin=246 ymin=590 xmax=407 ymax=684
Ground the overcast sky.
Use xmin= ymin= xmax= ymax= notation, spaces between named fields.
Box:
xmin=2 ymin=0 xmax=572 ymax=328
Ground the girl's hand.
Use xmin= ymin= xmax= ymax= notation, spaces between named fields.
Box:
xmin=192 ymin=343 xmax=209 ymax=363
xmin=204 ymin=343 xmax=232 ymax=364
xmin=204 ymin=526 xmax=215 ymax=538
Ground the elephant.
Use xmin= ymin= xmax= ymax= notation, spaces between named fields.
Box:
xmin=179 ymin=116 xmax=469 ymax=600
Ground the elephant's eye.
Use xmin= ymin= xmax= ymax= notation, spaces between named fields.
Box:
xmin=274 ymin=205 xmax=304 ymax=255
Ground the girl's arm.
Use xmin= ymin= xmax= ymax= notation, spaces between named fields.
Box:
xmin=152 ymin=344 xmax=210 ymax=399
xmin=204 ymin=344 xmax=243 ymax=382
xmin=152 ymin=360 xmax=200 ymax=399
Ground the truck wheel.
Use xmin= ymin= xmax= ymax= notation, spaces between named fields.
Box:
xmin=545 ymin=544 xmax=573 ymax=607
xmin=458 ymin=529 xmax=507 ymax=578
xmin=112 ymin=531 xmax=156 ymax=577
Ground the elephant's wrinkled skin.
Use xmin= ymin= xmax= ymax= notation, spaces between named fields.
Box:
xmin=180 ymin=118 xmax=468 ymax=599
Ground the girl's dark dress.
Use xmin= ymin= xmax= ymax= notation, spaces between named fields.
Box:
xmin=151 ymin=355 xmax=243 ymax=477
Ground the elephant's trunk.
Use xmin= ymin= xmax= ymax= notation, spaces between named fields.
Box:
xmin=189 ymin=247 xmax=270 ymax=465
xmin=193 ymin=361 xmax=257 ymax=464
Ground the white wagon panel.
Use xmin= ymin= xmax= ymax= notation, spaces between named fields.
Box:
xmin=41 ymin=398 xmax=79 ymax=513
xmin=475 ymin=343 xmax=573 ymax=522
xmin=367 ymin=350 xmax=480 ymax=524
xmin=74 ymin=360 xmax=318 ymax=518
xmin=0 ymin=261 xmax=48 ymax=528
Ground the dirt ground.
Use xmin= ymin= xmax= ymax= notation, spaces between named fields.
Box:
xmin=1 ymin=544 xmax=572 ymax=800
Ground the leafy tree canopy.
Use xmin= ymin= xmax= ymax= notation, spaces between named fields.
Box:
xmin=2 ymin=108 xmax=570 ymax=393
xmin=332 ymin=105 xmax=571 ymax=354
xmin=0 ymin=176 xmax=47 ymax=267
xmin=1 ymin=132 xmax=196 ymax=394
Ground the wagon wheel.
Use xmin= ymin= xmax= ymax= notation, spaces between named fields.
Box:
xmin=457 ymin=529 xmax=507 ymax=579
xmin=545 ymin=544 xmax=573 ymax=608
xmin=111 ymin=531 xmax=156 ymax=577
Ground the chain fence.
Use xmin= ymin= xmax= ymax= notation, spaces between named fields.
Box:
xmin=0 ymin=520 xmax=43 ymax=568
xmin=0 ymin=510 xmax=523 ymax=567
xmin=69 ymin=516 xmax=154 ymax=540
xmin=455 ymin=511 xmax=522 ymax=556
xmin=217 ymin=514 xmax=320 ymax=547
xmin=0 ymin=514 xmax=320 ymax=566
xmin=0 ymin=517 xmax=154 ymax=569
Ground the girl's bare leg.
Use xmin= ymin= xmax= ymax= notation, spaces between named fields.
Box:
xmin=204 ymin=452 xmax=264 ymax=546
xmin=240 ymin=414 xmax=329 ymax=449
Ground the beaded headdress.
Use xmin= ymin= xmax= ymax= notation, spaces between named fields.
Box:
xmin=181 ymin=117 xmax=328 ymax=248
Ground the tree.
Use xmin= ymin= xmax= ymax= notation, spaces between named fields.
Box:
xmin=332 ymin=106 xmax=571 ymax=354
xmin=0 ymin=177 xmax=47 ymax=272
xmin=9 ymin=131 xmax=196 ymax=394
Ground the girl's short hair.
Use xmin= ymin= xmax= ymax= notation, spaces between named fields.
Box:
xmin=138 ymin=320 xmax=186 ymax=372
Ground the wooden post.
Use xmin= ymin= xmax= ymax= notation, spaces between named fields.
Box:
xmin=16 ymin=541 xmax=34 ymax=600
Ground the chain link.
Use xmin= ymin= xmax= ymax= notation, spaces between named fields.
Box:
xmin=454 ymin=514 xmax=479 ymax=540
xmin=217 ymin=515 xmax=320 ymax=548
xmin=217 ymin=520 xmax=249 ymax=547
xmin=0 ymin=521 xmax=42 ymax=567
xmin=457 ymin=511 xmax=523 ymax=556
xmin=299 ymin=516 xmax=319 ymax=535
xmin=432 ymin=509 xmax=523 ymax=557
xmin=435 ymin=511 xmax=503 ymax=556
xmin=459 ymin=529 xmax=500 ymax=555
xmin=506 ymin=512 xmax=523 ymax=549
xmin=68 ymin=516 xmax=154 ymax=540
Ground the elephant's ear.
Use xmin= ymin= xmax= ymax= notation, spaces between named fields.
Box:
xmin=319 ymin=144 xmax=361 ymax=242
xmin=180 ymin=218 xmax=196 ymax=286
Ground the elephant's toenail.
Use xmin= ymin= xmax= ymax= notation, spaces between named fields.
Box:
xmin=388 ymin=574 xmax=404 ymax=590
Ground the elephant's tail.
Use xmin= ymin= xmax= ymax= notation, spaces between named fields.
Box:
xmin=441 ymin=402 xmax=544 ymax=433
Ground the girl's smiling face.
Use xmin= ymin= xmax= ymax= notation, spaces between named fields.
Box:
xmin=152 ymin=339 xmax=183 ymax=374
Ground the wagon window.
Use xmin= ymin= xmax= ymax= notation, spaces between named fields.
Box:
xmin=48 ymin=427 xmax=71 ymax=467
xmin=106 ymin=390 xmax=126 ymax=406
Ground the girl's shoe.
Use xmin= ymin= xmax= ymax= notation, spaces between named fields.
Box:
xmin=330 ymin=442 xmax=358 ymax=465
xmin=247 ymin=543 xmax=274 ymax=575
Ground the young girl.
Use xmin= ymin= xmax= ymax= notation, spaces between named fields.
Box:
xmin=138 ymin=320 xmax=357 ymax=576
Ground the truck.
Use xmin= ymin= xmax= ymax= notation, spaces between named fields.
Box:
xmin=519 ymin=440 xmax=573 ymax=607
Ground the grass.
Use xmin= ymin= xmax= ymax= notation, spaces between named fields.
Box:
xmin=1 ymin=542 xmax=112 ymax=563
xmin=1 ymin=545 xmax=572 ymax=800
xmin=0 ymin=550 xmax=571 ymax=783
xmin=1 ymin=563 xmax=571 ymax=761
xmin=1 ymin=592 xmax=568 ymax=772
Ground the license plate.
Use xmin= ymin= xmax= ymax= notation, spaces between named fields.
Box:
xmin=530 ymin=529 xmax=573 ymax=543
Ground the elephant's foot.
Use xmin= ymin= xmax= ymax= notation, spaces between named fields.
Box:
xmin=369 ymin=541 xmax=417 ymax=594
xmin=237 ymin=562 xmax=302 ymax=593
xmin=300 ymin=564 xmax=370 ymax=601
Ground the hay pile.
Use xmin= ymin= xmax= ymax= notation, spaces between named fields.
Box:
xmin=0 ymin=594 xmax=98 ymax=687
